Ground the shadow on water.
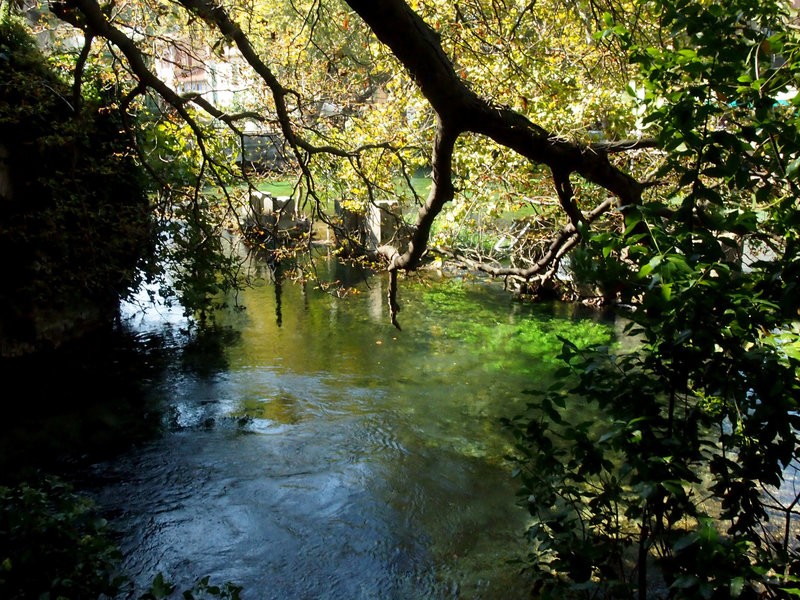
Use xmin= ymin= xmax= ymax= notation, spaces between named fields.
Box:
xmin=0 ymin=318 xmax=240 ymax=482
xmin=179 ymin=326 xmax=241 ymax=377
xmin=1 ymin=255 xmax=623 ymax=599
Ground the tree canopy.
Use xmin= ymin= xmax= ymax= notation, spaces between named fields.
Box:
xmin=2 ymin=0 xmax=800 ymax=596
xmin=6 ymin=0 xmax=664 ymax=318
xmin=0 ymin=1 xmax=794 ymax=309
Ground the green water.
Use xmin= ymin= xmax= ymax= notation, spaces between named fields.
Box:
xmin=2 ymin=257 xmax=619 ymax=599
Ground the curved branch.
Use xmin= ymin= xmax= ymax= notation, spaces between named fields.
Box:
xmin=72 ymin=30 xmax=94 ymax=112
xmin=118 ymin=83 xmax=172 ymax=194
xmin=54 ymin=0 xmax=254 ymax=232
xmin=343 ymin=0 xmax=477 ymax=127
xmin=174 ymin=0 xmax=359 ymax=159
xmin=53 ymin=0 xmax=219 ymax=174
xmin=342 ymin=0 xmax=646 ymax=266
xmin=344 ymin=0 xmax=645 ymax=201
xmin=53 ymin=0 xmax=657 ymax=324
xmin=591 ymin=138 xmax=659 ymax=153
xmin=339 ymin=0 xmax=652 ymax=319
xmin=378 ymin=116 xmax=457 ymax=272
xmin=438 ymin=198 xmax=615 ymax=280
xmin=553 ymin=168 xmax=586 ymax=232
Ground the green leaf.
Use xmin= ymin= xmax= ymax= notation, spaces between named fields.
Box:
xmin=786 ymin=157 xmax=800 ymax=180
xmin=673 ymin=532 xmax=699 ymax=553
xmin=148 ymin=573 xmax=176 ymax=600
xmin=671 ymin=575 xmax=699 ymax=589
xmin=661 ymin=480 xmax=685 ymax=495
xmin=639 ymin=255 xmax=661 ymax=278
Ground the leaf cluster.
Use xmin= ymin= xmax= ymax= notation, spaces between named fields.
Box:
xmin=0 ymin=477 xmax=123 ymax=600
xmin=0 ymin=18 xmax=156 ymax=343
xmin=508 ymin=1 xmax=800 ymax=597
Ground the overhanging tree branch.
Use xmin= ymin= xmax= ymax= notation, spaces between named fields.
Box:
xmin=52 ymin=0 xmax=656 ymax=327
xmin=340 ymin=0 xmax=648 ymax=323
xmin=343 ymin=0 xmax=645 ymax=205
xmin=71 ymin=29 xmax=93 ymax=111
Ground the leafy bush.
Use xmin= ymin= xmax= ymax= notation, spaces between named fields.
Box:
xmin=0 ymin=477 xmax=243 ymax=600
xmin=507 ymin=1 xmax=800 ymax=597
xmin=0 ymin=477 xmax=123 ymax=600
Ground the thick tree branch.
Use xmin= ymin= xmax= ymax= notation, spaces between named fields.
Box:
xmin=378 ymin=117 xmax=457 ymax=272
xmin=53 ymin=0 xmax=208 ymax=143
xmin=344 ymin=0 xmax=646 ymax=256
xmin=71 ymin=30 xmax=93 ymax=111
xmin=52 ymin=0 xmax=656 ymax=325
xmin=340 ymin=0 xmax=651 ymax=320
xmin=343 ymin=0 xmax=479 ymax=128
xmin=553 ymin=168 xmax=587 ymax=233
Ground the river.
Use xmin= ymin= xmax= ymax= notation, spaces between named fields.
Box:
xmin=1 ymin=256 xmax=618 ymax=599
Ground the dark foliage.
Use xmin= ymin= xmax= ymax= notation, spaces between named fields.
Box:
xmin=506 ymin=1 xmax=800 ymax=598
xmin=0 ymin=18 xmax=154 ymax=352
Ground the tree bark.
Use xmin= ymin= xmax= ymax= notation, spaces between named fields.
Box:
xmin=342 ymin=0 xmax=645 ymax=292
xmin=53 ymin=0 xmax=652 ymax=327
xmin=344 ymin=0 xmax=644 ymax=206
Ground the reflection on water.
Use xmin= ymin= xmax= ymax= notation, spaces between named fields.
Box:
xmin=3 ymin=256 xmax=619 ymax=599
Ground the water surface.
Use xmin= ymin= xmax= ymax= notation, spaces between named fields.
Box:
xmin=5 ymin=259 xmax=618 ymax=599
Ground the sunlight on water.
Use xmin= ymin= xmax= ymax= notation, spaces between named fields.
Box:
xmin=51 ymin=258 xmax=619 ymax=599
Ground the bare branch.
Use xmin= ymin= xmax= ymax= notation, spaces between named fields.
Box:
xmin=590 ymin=138 xmax=659 ymax=153
xmin=438 ymin=197 xmax=615 ymax=281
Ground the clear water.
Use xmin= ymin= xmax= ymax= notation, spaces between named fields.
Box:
xmin=3 ymin=257 xmax=619 ymax=599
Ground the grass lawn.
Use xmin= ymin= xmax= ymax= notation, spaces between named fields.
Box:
xmin=256 ymin=179 xmax=297 ymax=197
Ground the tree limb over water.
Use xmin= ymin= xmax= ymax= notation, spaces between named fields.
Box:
xmin=49 ymin=0 xmax=654 ymax=327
